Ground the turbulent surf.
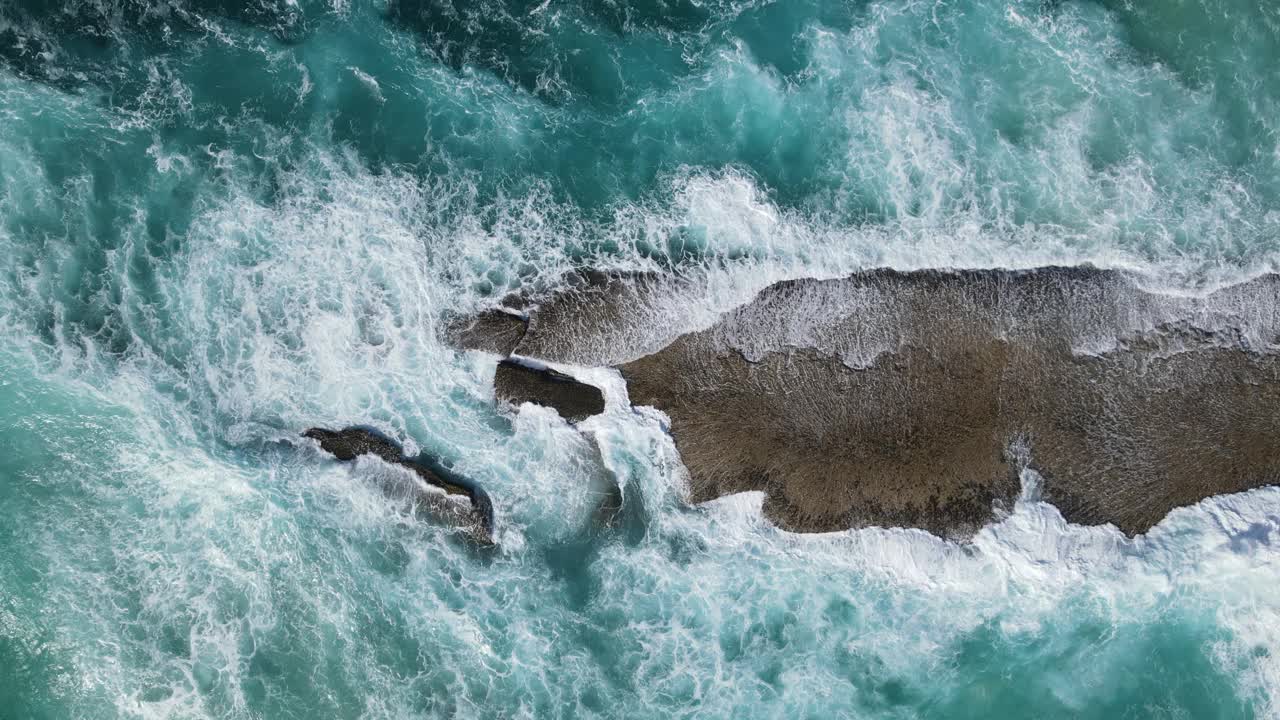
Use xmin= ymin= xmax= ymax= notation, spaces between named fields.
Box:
xmin=1 ymin=0 xmax=1279 ymax=718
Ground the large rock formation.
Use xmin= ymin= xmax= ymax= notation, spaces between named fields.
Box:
xmin=457 ymin=267 xmax=1280 ymax=539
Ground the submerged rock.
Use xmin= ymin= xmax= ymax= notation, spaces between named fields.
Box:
xmin=493 ymin=359 xmax=606 ymax=423
xmin=304 ymin=426 xmax=495 ymax=543
xmin=463 ymin=266 xmax=1280 ymax=539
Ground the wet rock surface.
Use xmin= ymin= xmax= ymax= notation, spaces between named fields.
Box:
xmin=493 ymin=359 xmax=606 ymax=423
xmin=305 ymin=426 xmax=495 ymax=542
xmin=458 ymin=267 xmax=1280 ymax=538
xmin=453 ymin=269 xmax=720 ymax=366
xmin=446 ymin=308 xmax=528 ymax=356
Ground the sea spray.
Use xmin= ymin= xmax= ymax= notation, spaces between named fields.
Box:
xmin=1 ymin=0 xmax=1278 ymax=717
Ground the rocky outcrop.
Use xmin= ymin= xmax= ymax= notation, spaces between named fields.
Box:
xmin=445 ymin=308 xmax=528 ymax=356
xmin=456 ymin=266 xmax=1280 ymax=539
xmin=493 ymin=359 xmax=606 ymax=423
xmin=304 ymin=426 xmax=495 ymax=543
xmin=511 ymin=270 xmax=709 ymax=366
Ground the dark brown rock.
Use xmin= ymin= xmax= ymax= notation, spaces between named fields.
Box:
xmin=304 ymin=426 xmax=495 ymax=543
xmin=446 ymin=308 xmax=528 ymax=356
xmin=506 ymin=266 xmax=1280 ymax=539
xmin=514 ymin=271 xmax=680 ymax=365
xmin=493 ymin=360 xmax=606 ymax=423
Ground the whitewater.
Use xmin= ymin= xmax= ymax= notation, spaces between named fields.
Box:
xmin=1 ymin=0 xmax=1278 ymax=717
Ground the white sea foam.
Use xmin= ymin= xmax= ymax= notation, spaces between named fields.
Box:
xmin=3 ymin=0 xmax=1280 ymax=710
xmin=348 ymin=66 xmax=385 ymax=103
xmin=4 ymin=132 xmax=1279 ymax=713
xmin=667 ymin=469 xmax=1280 ymax=715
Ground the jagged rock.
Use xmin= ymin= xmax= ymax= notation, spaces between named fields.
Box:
xmin=304 ymin=426 xmax=495 ymax=543
xmin=445 ymin=308 xmax=528 ymax=356
xmin=462 ymin=266 xmax=1280 ymax=539
xmin=493 ymin=359 xmax=606 ymax=423
xmin=513 ymin=271 xmax=693 ymax=366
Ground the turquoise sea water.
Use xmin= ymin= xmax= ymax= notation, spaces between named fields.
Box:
xmin=2 ymin=0 xmax=1280 ymax=717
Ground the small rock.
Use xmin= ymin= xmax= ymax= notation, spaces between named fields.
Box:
xmin=494 ymin=359 xmax=606 ymax=423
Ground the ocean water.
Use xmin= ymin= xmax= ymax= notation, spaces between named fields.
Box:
xmin=1 ymin=0 xmax=1279 ymax=717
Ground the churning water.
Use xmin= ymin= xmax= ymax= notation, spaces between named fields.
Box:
xmin=1 ymin=0 xmax=1279 ymax=717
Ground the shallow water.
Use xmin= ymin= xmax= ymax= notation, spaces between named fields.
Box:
xmin=1 ymin=0 xmax=1279 ymax=717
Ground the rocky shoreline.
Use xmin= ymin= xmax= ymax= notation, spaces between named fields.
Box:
xmin=457 ymin=266 xmax=1280 ymax=539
